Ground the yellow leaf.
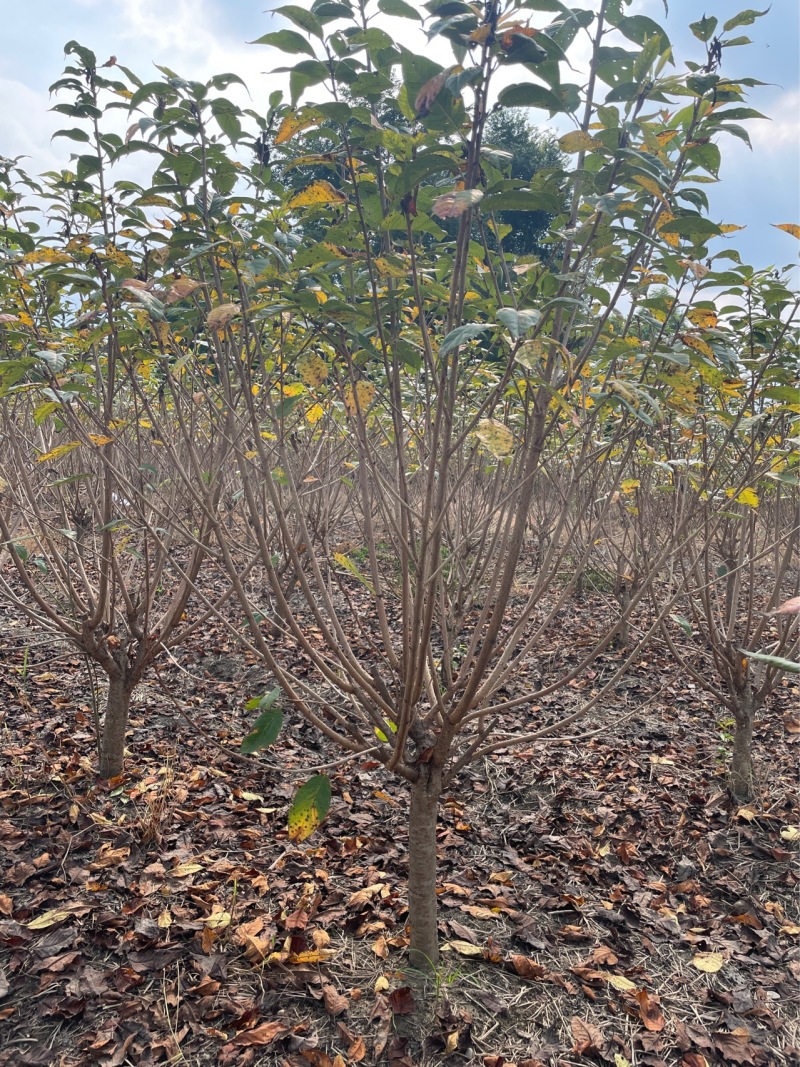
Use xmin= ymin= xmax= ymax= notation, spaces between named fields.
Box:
xmin=475 ymin=418 xmax=515 ymax=458
xmin=207 ymin=303 xmax=241 ymax=329
xmin=735 ymin=487 xmax=759 ymax=509
xmin=282 ymin=381 xmax=304 ymax=396
xmin=306 ymin=403 xmax=324 ymax=424
xmin=634 ymin=175 xmax=669 ymax=205
xmin=288 ymin=948 xmax=335 ymax=964
xmin=27 ymin=909 xmax=72 ymax=930
xmin=558 ymin=130 xmax=602 ymax=153
xmin=442 ymin=940 xmax=483 ymax=957
xmin=656 ymin=210 xmax=680 ymax=248
xmin=88 ymin=434 xmax=114 ymax=446
xmin=344 ymin=381 xmax=376 ymax=416
xmin=251 ymin=384 xmax=260 ymax=396
xmin=772 ymin=223 xmax=800 ymax=239
xmin=23 ymin=248 xmax=71 ymax=265
xmin=296 ymin=352 xmax=328 ymax=387
xmin=780 ymin=825 xmax=799 ymax=841
xmin=614 ymin=1056 xmax=632 ymax=1067
xmin=374 ymin=257 xmax=408 ymax=279
xmin=172 ymin=861 xmax=203 ymax=877
xmin=620 ymin=479 xmax=640 ymax=493
xmin=692 ymin=951 xmax=724 ymax=973
xmin=36 ymin=441 xmax=81 ymax=463
xmin=274 ymin=110 xmax=321 ymax=145
xmin=374 ymin=976 xmax=390 ymax=992
xmin=288 ymin=180 xmax=347 ymax=209
xmin=157 ymin=909 xmax=173 ymax=929
xmin=719 ymin=223 xmax=745 ymax=233
xmin=205 ymin=910 xmax=231 ymax=929
xmin=655 ymin=129 xmax=678 ymax=147
xmin=687 ymin=308 xmax=718 ymax=329
xmin=679 ymin=333 xmax=714 ymax=358
xmin=780 ymin=923 xmax=800 ymax=935
xmin=607 ymin=974 xmax=637 ymax=992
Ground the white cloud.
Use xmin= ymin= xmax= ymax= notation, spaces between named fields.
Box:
xmin=0 ymin=78 xmax=62 ymax=174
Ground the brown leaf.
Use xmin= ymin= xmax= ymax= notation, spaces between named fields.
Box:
xmin=431 ymin=188 xmax=484 ymax=219
xmin=388 ymin=987 xmax=415 ymax=1015
xmin=592 ymin=944 xmax=619 ymax=965
xmin=347 ymin=1036 xmax=367 ymax=1062
xmin=712 ymin=1030 xmax=758 ymax=1065
xmin=302 ymin=1051 xmax=335 ymax=1067
xmin=776 ymin=595 xmax=800 ymax=614
xmin=681 ymin=1056 xmax=710 ymax=1067
xmin=571 ymin=1016 xmax=605 ymax=1054
xmin=414 ymin=67 xmax=454 ymax=118
xmin=207 ymin=303 xmax=241 ymax=330
xmin=636 ymin=989 xmax=665 ymax=1032
xmin=322 ymin=984 xmax=349 ymax=1016
xmin=232 ymin=1020 xmax=287 ymax=1046
xmin=510 ymin=954 xmax=548 ymax=979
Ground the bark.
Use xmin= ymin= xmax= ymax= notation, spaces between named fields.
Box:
xmin=407 ymin=765 xmax=443 ymax=970
xmin=730 ymin=684 xmax=756 ymax=800
xmin=99 ymin=675 xmax=133 ymax=778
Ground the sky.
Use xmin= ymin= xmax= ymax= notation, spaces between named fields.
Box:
xmin=1 ymin=0 xmax=798 ymax=274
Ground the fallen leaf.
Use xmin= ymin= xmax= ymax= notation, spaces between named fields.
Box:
xmin=27 ymin=909 xmax=72 ymax=930
xmin=571 ymin=1016 xmax=605 ymax=1054
xmin=607 ymin=973 xmax=637 ymax=992
xmin=231 ymin=1020 xmax=287 ymax=1046
xmin=322 ymin=984 xmax=349 ymax=1016
xmin=442 ymin=940 xmax=483 ymax=957
xmin=636 ymin=990 xmax=665 ymax=1031
xmin=388 ymin=987 xmax=415 ymax=1015
xmin=692 ymin=952 xmax=724 ymax=973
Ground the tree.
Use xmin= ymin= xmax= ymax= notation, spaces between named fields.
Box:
xmin=1 ymin=0 xmax=794 ymax=977
xmin=150 ymin=0 xmax=787 ymax=969
xmin=0 ymin=56 xmax=230 ymax=777
xmin=482 ymin=110 xmax=567 ymax=259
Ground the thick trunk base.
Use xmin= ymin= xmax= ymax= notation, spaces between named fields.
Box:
xmin=729 ymin=689 xmax=756 ymax=801
xmin=99 ymin=678 xmax=132 ymax=778
xmin=407 ymin=766 xmax=442 ymax=970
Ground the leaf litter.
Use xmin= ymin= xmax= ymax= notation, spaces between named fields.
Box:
xmin=0 ymin=560 xmax=798 ymax=1067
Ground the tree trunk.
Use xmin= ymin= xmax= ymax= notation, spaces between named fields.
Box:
xmin=407 ymin=764 xmax=443 ymax=970
xmin=730 ymin=684 xmax=756 ymax=800
xmin=99 ymin=675 xmax=132 ymax=778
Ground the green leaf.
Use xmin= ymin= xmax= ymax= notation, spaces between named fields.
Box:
xmin=241 ymin=705 xmax=284 ymax=753
xmin=497 ymin=82 xmax=567 ymax=113
xmin=439 ymin=323 xmax=493 ymax=356
xmin=275 ymin=4 xmax=324 ymax=39
xmin=250 ymin=30 xmax=317 ymax=57
xmin=741 ymin=650 xmax=800 ymax=674
xmin=210 ymin=98 xmax=242 ymax=142
xmin=288 ymin=775 xmax=331 ymax=841
xmin=497 ymin=308 xmax=541 ymax=339
xmin=689 ymin=15 xmax=718 ymax=41
xmin=723 ymin=8 xmax=769 ymax=32
xmin=670 ymin=613 xmax=694 ymax=637
xmin=52 ymin=128 xmax=91 ymax=144
xmin=378 ymin=0 xmax=422 ymax=18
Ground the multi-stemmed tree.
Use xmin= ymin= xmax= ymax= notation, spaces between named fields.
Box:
xmin=1 ymin=2 xmax=795 ymax=971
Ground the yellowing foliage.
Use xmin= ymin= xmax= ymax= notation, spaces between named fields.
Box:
xmin=288 ymin=181 xmax=347 ymax=209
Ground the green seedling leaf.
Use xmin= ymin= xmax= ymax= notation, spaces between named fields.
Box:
xmin=288 ymin=774 xmax=331 ymax=841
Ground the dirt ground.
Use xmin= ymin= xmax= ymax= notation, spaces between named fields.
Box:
xmin=1 ymin=581 xmax=798 ymax=1067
